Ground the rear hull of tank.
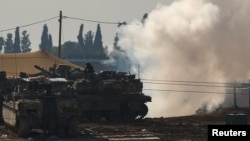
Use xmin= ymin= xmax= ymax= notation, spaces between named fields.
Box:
xmin=2 ymin=103 xmax=41 ymax=136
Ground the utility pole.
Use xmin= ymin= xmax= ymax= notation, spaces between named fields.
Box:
xmin=249 ymin=80 xmax=250 ymax=108
xmin=58 ymin=11 xmax=62 ymax=58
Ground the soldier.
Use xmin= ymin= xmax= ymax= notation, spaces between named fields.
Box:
xmin=84 ymin=63 xmax=94 ymax=79
xmin=85 ymin=63 xmax=94 ymax=73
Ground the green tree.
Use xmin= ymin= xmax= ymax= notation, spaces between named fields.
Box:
xmin=76 ymin=24 xmax=85 ymax=58
xmin=93 ymin=24 xmax=108 ymax=59
xmin=0 ymin=37 xmax=4 ymax=53
xmin=21 ymin=30 xmax=32 ymax=53
xmin=62 ymin=41 xmax=81 ymax=58
xmin=85 ymin=31 xmax=94 ymax=58
xmin=13 ymin=27 xmax=21 ymax=53
xmin=48 ymin=34 xmax=53 ymax=52
xmin=39 ymin=24 xmax=49 ymax=51
xmin=4 ymin=33 xmax=14 ymax=53
xmin=85 ymin=31 xmax=94 ymax=48
xmin=77 ymin=24 xmax=85 ymax=50
xmin=93 ymin=24 xmax=103 ymax=49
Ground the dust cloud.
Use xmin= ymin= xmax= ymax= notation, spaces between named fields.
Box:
xmin=117 ymin=0 xmax=250 ymax=117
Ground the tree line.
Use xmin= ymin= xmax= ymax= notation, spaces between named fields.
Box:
xmin=0 ymin=13 xmax=147 ymax=71
xmin=0 ymin=27 xmax=31 ymax=53
xmin=0 ymin=22 xmax=131 ymax=71
xmin=0 ymin=23 xmax=108 ymax=59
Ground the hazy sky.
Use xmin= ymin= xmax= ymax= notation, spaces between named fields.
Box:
xmin=0 ymin=0 xmax=172 ymax=52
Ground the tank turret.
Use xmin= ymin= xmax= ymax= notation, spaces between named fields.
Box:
xmin=32 ymin=64 xmax=84 ymax=80
xmin=34 ymin=65 xmax=61 ymax=78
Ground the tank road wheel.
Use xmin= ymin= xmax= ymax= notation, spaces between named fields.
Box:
xmin=141 ymin=104 xmax=149 ymax=117
xmin=136 ymin=104 xmax=148 ymax=120
xmin=68 ymin=121 xmax=79 ymax=137
xmin=105 ymin=111 xmax=121 ymax=122
xmin=56 ymin=125 xmax=65 ymax=137
xmin=121 ymin=108 xmax=134 ymax=122
xmin=80 ymin=112 xmax=89 ymax=122
xmin=121 ymin=111 xmax=134 ymax=122
xmin=87 ymin=111 xmax=102 ymax=122
xmin=56 ymin=118 xmax=78 ymax=137
xmin=4 ymin=123 xmax=10 ymax=131
xmin=16 ymin=119 xmax=29 ymax=137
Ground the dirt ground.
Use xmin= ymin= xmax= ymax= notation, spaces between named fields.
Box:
xmin=78 ymin=107 xmax=250 ymax=141
xmin=0 ymin=107 xmax=249 ymax=141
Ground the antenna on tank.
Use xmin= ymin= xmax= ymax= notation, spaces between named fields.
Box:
xmin=138 ymin=64 xmax=140 ymax=79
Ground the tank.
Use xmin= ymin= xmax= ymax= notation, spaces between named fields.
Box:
xmin=39 ymin=77 xmax=79 ymax=136
xmin=74 ymin=71 xmax=152 ymax=122
xmin=0 ymin=71 xmax=17 ymax=123
xmin=2 ymin=83 xmax=42 ymax=136
xmin=2 ymin=76 xmax=79 ymax=137
xmin=22 ymin=64 xmax=152 ymax=122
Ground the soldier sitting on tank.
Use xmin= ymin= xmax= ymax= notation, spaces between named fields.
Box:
xmin=85 ymin=63 xmax=94 ymax=73
xmin=84 ymin=63 xmax=95 ymax=79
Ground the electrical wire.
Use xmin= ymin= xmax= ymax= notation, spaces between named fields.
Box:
xmin=141 ymin=78 xmax=234 ymax=85
xmin=0 ymin=15 xmax=120 ymax=34
xmin=64 ymin=16 xmax=120 ymax=25
xmin=0 ymin=16 xmax=59 ymax=33
xmin=143 ymin=81 xmax=230 ymax=88
xmin=142 ymin=78 xmax=249 ymax=95
xmin=143 ymin=89 xmax=237 ymax=95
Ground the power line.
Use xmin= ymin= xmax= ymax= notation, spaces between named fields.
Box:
xmin=143 ymin=81 xmax=230 ymax=88
xmin=141 ymin=78 xmax=250 ymax=96
xmin=143 ymin=89 xmax=250 ymax=95
xmin=65 ymin=16 xmax=120 ymax=25
xmin=0 ymin=14 xmax=121 ymax=34
xmin=141 ymin=78 xmax=234 ymax=85
xmin=143 ymin=88 xmax=230 ymax=94
xmin=0 ymin=16 xmax=59 ymax=33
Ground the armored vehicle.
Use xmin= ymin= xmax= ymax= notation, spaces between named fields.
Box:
xmin=0 ymin=71 xmax=17 ymax=122
xmin=74 ymin=71 xmax=152 ymax=122
xmin=2 ymin=79 xmax=42 ymax=136
xmin=21 ymin=64 xmax=152 ymax=122
xmin=2 ymin=76 xmax=79 ymax=137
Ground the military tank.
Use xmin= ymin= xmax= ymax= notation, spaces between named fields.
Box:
xmin=2 ymin=76 xmax=79 ymax=137
xmin=74 ymin=70 xmax=152 ymax=122
xmin=25 ymin=64 xmax=152 ymax=122
xmin=0 ymin=71 xmax=17 ymax=123
xmin=2 ymin=79 xmax=42 ymax=136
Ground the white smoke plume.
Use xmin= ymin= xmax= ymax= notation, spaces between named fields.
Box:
xmin=117 ymin=0 xmax=250 ymax=117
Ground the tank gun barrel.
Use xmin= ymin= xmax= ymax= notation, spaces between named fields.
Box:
xmin=34 ymin=65 xmax=61 ymax=77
